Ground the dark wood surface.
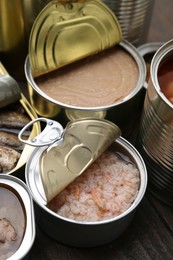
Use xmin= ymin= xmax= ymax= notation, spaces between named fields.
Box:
xmin=27 ymin=1 xmax=173 ymax=259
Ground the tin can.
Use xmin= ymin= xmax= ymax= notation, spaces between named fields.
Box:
xmin=136 ymin=39 xmax=173 ymax=205
xmin=0 ymin=174 xmax=35 ymax=259
xmin=24 ymin=131 xmax=147 ymax=247
xmin=102 ymin=0 xmax=155 ymax=46
xmin=25 ymin=40 xmax=146 ymax=139
xmin=28 ymin=0 xmax=122 ymax=78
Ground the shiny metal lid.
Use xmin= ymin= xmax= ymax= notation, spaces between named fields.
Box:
xmin=19 ymin=117 xmax=121 ymax=202
xmin=29 ymin=0 xmax=122 ymax=77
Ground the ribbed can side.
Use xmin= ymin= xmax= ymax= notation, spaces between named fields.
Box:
xmin=137 ymin=87 xmax=173 ymax=204
xmin=140 ymin=93 xmax=173 ymax=170
xmin=102 ymin=0 xmax=155 ymax=46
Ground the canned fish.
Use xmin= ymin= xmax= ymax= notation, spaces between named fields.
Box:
xmin=137 ymin=39 xmax=173 ymax=205
xmin=0 ymin=174 xmax=35 ymax=259
xmin=19 ymin=117 xmax=121 ymax=202
xmin=23 ymin=118 xmax=147 ymax=247
xmin=28 ymin=0 xmax=122 ymax=78
xmin=25 ymin=40 xmax=146 ymax=139
xmin=0 ymin=0 xmax=51 ymax=79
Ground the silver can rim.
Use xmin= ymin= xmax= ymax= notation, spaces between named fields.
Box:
xmin=150 ymin=39 xmax=173 ymax=109
xmin=25 ymin=136 xmax=148 ymax=226
xmin=138 ymin=42 xmax=165 ymax=57
xmin=0 ymin=174 xmax=36 ymax=260
xmin=25 ymin=40 xmax=146 ymax=111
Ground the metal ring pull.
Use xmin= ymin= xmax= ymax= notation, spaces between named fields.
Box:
xmin=18 ymin=118 xmax=64 ymax=147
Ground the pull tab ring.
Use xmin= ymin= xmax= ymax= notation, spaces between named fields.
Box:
xmin=18 ymin=118 xmax=64 ymax=147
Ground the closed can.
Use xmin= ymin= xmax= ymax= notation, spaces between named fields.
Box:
xmin=137 ymin=39 xmax=173 ymax=205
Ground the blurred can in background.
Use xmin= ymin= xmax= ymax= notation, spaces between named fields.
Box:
xmin=0 ymin=0 xmax=50 ymax=79
xmin=136 ymin=40 xmax=173 ymax=205
xmin=102 ymin=0 xmax=155 ymax=46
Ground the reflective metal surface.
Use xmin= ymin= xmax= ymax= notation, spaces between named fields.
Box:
xmin=102 ymin=0 xmax=155 ymax=46
xmin=0 ymin=174 xmax=35 ymax=259
xmin=29 ymin=0 xmax=122 ymax=77
xmin=138 ymin=42 xmax=164 ymax=87
xmin=20 ymin=118 xmax=121 ymax=202
xmin=0 ymin=62 xmax=41 ymax=175
xmin=25 ymin=136 xmax=147 ymax=247
xmin=137 ymin=39 xmax=173 ymax=205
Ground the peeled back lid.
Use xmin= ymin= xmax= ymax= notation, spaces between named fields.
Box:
xmin=29 ymin=0 xmax=122 ymax=77
xmin=19 ymin=118 xmax=121 ymax=202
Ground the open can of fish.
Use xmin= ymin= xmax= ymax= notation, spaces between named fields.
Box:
xmin=0 ymin=174 xmax=35 ymax=259
xmin=20 ymin=117 xmax=147 ymax=247
xmin=25 ymin=0 xmax=146 ymax=139
xmin=0 ymin=0 xmax=51 ymax=79
xmin=0 ymin=62 xmax=41 ymax=177
xmin=136 ymin=39 xmax=173 ymax=205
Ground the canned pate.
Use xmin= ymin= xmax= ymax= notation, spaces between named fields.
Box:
xmin=102 ymin=0 xmax=155 ymax=46
xmin=25 ymin=0 xmax=146 ymax=139
xmin=25 ymin=40 xmax=146 ymax=139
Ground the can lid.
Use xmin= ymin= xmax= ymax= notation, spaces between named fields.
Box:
xmin=0 ymin=62 xmax=21 ymax=108
xmin=40 ymin=118 xmax=121 ymax=202
xmin=19 ymin=118 xmax=121 ymax=202
xmin=29 ymin=0 xmax=122 ymax=77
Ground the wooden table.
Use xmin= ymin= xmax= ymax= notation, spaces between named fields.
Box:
xmin=27 ymin=1 xmax=173 ymax=259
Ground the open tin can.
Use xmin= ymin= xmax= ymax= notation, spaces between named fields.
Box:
xmin=102 ymin=0 xmax=155 ymax=46
xmin=25 ymin=0 xmax=146 ymax=139
xmin=137 ymin=39 xmax=173 ymax=205
xmin=19 ymin=117 xmax=147 ymax=247
xmin=0 ymin=174 xmax=35 ymax=259
xmin=0 ymin=62 xmax=41 ymax=177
